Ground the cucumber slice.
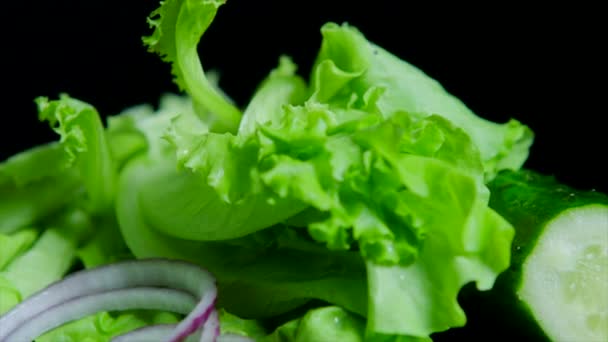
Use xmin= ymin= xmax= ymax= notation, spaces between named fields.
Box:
xmin=519 ymin=205 xmax=607 ymax=341
xmin=488 ymin=170 xmax=608 ymax=342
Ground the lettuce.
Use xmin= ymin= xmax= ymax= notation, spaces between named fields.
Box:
xmin=0 ymin=0 xmax=535 ymax=340
xmin=37 ymin=95 xmax=117 ymax=214
xmin=0 ymin=229 xmax=38 ymax=270
xmin=0 ymin=209 xmax=93 ymax=314
xmin=310 ymin=23 xmax=533 ymax=179
xmin=36 ymin=311 xmax=180 ymax=342
xmin=0 ymin=142 xmax=81 ymax=234
xmin=262 ymin=306 xmax=368 ymax=342
xmin=143 ymin=0 xmax=241 ymax=132
xmin=113 ymin=0 xmax=520 ymax=338
xmin=116 ymin=155 xmax=369 ymax=318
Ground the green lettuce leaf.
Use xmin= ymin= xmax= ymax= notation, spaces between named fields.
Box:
xmin=142 ymin=57 xmax=309 ymax=240
xmin=0 ymin=142 xmax=70 ymax=186
xmin=0 ymin=142 xmax=81 ymax=233
xmin=106 ymin=93 xmax=205 ymax=166
xmin=0 ymin=229 xmax=39 ymax=314
xmin=310 ymin=23 xmax=534 ymax=180
xmin=0 ymin=1 xmax=533 ymax=340
xmin=237 ymin=56 xmax=309 ymax=136
xmin=37 ymin=95 xmax=116 ymax=214
xmin=261 ymin=306 xmax=434 ymax=342
xmin=107 ymin=89 xmax=303 ymax=241
xmin=36 ymin=311 xmax=180 ymax=342
xmin=0 ymin=229 xmax=38 ymax=270
xmin=143 ymin=0 xmax=241 ymax=132
xmin=218 ymin=309 xmax=267 ymax=339
xmin=122 ymin=94 xmax=514 ymax=337
xmin=127 ymin=3 xmax=520 ymax=338
xmin=0 ymin=209 xmax=93 ymax=314
xmin=261 ymin=306 xmax=374 ymax=342
xmin=365 ymin=187 xmax=514 ymax=336
xmin=116 ymin=155 xmax=368 ymax=319
xmin=76 ymin=218 xmax=132 ymax=269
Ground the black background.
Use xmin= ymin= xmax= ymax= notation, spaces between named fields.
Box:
xmin=0 ymin=1 xmax=604 ymax=339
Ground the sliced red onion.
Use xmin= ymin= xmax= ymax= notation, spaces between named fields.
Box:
xmin=199 ymin=309 xmax=220 ymax=342
xmin=3 ymin=287 xmax=196 ymax=342
xmin=0 ymin=259 xmax=217 ymax=342
xmin=167 ymin=288 xmax=217 ymax=342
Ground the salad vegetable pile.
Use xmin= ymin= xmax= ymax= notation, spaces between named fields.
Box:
xmin=1 ymin=1 xmax=606 ymax=341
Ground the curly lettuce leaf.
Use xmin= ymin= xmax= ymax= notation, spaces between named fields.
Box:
xmin=151 ymin=96 xmax=514 ymax=338
xmin=143 ymin=0 xmax=241 ymax=132
xmin=167 ymin=87 xmax=502 ymax=256
xmin=0 ymin=0 xmax=533 ymax=340
xmin=237 ymin=56 xmax=309 ymax=136
xmin=166 ymin=56 xmax=308 ymax=201
xmin=366 ymin=183 xmax=514 ymax=336
xmin=1 ymin=93 xmax=122 ymax=234
xmin=116 ymin=155 xmax=368 ymax=319
xmin=138 ymin=24 xmax=516 ymax=336
xmin=127 ymin=58 xmax=309 ymax=241
xmin=311 ymin=23 xmax=534 ymax=179
xmin=106 ymin=93 xmax=204 ymax=164
xmin=104 ymin=85 xmax=304 ymax=241
xmin=136 ymin=155 xmax=305 ymax=241
xmin=37 ymin=95 xmax=116 ymax=214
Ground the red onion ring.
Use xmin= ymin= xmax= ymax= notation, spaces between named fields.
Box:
xmin=0 ymin=259 xmax=218 ymax=342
